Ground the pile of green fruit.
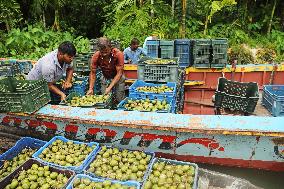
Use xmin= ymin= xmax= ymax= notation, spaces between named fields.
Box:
xmin=72 ymin=177 xmax=136 ymax=189
xmin=143 ymin=161 xmax=195 ymax=189
xmin=136 ymin=85 xmax=174 ymax=93
xmin=124 ymin=98 xmax=170 ymax=112
xmin=4 ymin=164 xmax=69 ymax=189
xmin=0 ymin=148 xmax=36 ymax=180
xmin=144 ymin=59 xmax=176 ymax=65
xmin=67 ymin=94 xmax=110 ymax=107
xmin=37 ymin=139 xmax=95 ymax=167
xmin=88 ymin=146 xmax=152 ymax=182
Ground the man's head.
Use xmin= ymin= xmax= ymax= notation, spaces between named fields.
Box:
xmin=58 ymin=41 xmax=76 ymax=64
xmin=130 ymin=38 xmax=140 ymax=51
xmin=98 ymin=37 xmax=112 ymax=58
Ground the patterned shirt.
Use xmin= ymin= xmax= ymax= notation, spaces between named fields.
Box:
xmin=123 ymin=47 xmax=147 ymax=64
xmin=27 ymin=50 xmax=72 ymax=82
xmin=91 ymin=48 xmax=124 ymax=79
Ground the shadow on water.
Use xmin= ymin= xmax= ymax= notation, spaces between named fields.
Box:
xmin=199 ymin=163 xmax=283 ymax=189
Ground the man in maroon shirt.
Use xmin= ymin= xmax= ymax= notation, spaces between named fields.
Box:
xmin=87 ymin=37 xmax=125 ymax=104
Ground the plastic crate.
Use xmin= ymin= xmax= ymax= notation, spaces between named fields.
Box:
xmin=0 ymin=158 xmax=75 ymax=188
xmin=117 ymin=96 xmax=175 ymax=113
xmin=143 ymin=158 xmax=199 ymax=189
xmin=0 ymin=78 xmax=50 ymax=113
xmin=214 ymin=78 xmax=259 ymax=114
xmin=66 ymin=76 xmax=88 ymax=96
xmin=146 ymin=40 xmax=159 ymax=58
xmin=0 ymin=60 xmax=21 ymax=77
xmin=174 ymin=39 xmax=191 ymax=67
xmin=176 ymin=85 xmax=185 ymax=113
xmin=73 ymin=52 xmax=93 ymax=72
xmin=62 ymin=92 xmax=113 ymax=109
xmin=262 ymin=85 xmax=284 ymax=117
xmin=16 ymin=60 xmax=33 ymax=74
xmin=66 ymin=174 xmax=140 ymax=189
xmin=84 ymin=146 xmax=155 ymax=185
xmin=211 ymin=39 xmax=228 ymax=68
xmin=160 ymin=40 xmax=174 ymax=59
xmin=0 ymin=137 xmax=46 ymax=181
xmin=129 ymin=80 xmax=177 ymax=99
xmin=32 ymin=136 xmax=100 ymax=173
xmin=191 ymin=39 xmax=212 ymax=68
xmin=93 ymin=68 xmax=102 ymax=95
xmin=137 ymin=64 xmax=179 ymax=83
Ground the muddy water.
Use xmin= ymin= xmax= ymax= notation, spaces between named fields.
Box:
xmin=199 ymin=163 xmax=283 ymax=189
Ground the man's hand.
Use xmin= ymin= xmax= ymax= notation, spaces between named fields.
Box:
xmin=60 ymin=93 xmax=67 ymax=101
xmin=86 ymin=89 xmax=94 ymax=95
xmin=62 ymin=81 xmax=72 ymax=90
xmin=105 ymin=87 xmax=112 ymax=95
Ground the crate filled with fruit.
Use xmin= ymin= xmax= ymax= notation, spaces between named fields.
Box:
xmin=67 ymin=174 xmax=140 ymax=189
xmin=85 ymin=146 xmax=154 ymax=184
xmin=143 ymin=158 xmax=199 ymax=189
xmin=32 ymin=136 xmax=99 ymax=172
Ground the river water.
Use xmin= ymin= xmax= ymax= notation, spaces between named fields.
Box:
xmin=200 ymin=163 xmax=283 ymax=189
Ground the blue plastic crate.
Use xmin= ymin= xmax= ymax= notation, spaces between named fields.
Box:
xmin=0 ymin=137 xmax=46 ymax=164
xmin=146 ymin=40 xmax=159 ymax=58
xmin=262 ymin=85 xmax=284 ymax=117
xmin=0 ymin=137 xmax=46 ymax=181
xmin=118 ymin=96 xmax=175 ymax=113
xmin=84 ymin=146 xmax=155 ymax=185
xmin=0 ymin=60 xmax=21 ymax=77
xmin=32 ymin=136 xmax=100 ymax=173
xmin=17 ymin=60 xmax=33 ymax=74
xmin=174 ymin=39 xmax=191 ymax=67
xmin=66 ymin=76 xmax=88 ymax=96
xmin=129 ymin=80 xmax=177 ymax=99
xmin=143 ymin=158 xmax=199 ymax=189
xmin=66 ymin=174 xmax=140 ymax=189
xmin=160 ymin=40 xmax=174 ymax=59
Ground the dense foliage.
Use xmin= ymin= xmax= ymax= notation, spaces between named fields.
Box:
xmin=0 ymin=0 xmax=283 ymax=63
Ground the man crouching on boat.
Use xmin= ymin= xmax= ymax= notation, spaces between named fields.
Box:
xmin=27 ymin=41 xmax=76 ymax=102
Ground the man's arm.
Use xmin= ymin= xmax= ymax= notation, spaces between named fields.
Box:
xmin=140 ymin=47 xmax=147 ymax=56
xmin=62 ymin=67 xmax=74 ymax=90
xmin=86 ymin=53 xmax=98 ymax=95
xmin=123 ymin=48 xmax=131 ymax=64
xmin=48 ymin=83 xmax=66 ymax=101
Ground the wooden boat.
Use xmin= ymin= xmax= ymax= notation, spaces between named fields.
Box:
xmin=0 ymin=63 xmax=283 ymax=173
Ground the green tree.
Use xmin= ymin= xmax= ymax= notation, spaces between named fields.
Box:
xmin=0 ymin=0 xmax=22 ymax=31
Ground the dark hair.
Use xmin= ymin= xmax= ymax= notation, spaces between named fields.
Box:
xmin=98 ymin=37 xmax=112 ymax=50
xmin=131 ymin=38 xmax=140 ymax=45
xmin=58 ymin=41 xmax=76 ymax=56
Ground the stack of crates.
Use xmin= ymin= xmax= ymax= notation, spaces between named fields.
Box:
xmin=262 ymin=85 xmax=284 ymax=117
xmin=73 ymin=52 xmax=93 ymax=72
xmin=137 ymin=58 xmax=179 ymax=83
xmin=191 ymin=39 xmax=212 ymax=68
xmin=0 ymin=78 xmax=50 ymax=113
xmin=191 ymin=38 xmax=228 ymax=68
xmin=16 ymin=60 xmax=33 ymax=74
xmin=160 ymin=40 xmax=174 ymax=59
xmin=211 ymin=39 xmax=228 ymax=68
xmin=174 ymin=39 xmax=191 ymax=67
xmin=0 ymin=60 xmax=21 ymax=77
xmin=146 ymin=40 xmax=160 ymax=58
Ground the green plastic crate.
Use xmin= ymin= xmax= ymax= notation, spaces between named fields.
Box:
xmin=0 ymin=78 xmax=50 ymax=113
xmin=211 ymin=39 xmax=228 ymax=68
xmin=192 ymin=39 xmax=212 ymax=68
xmin=160 ymin=40 xmax=174 ymax=59
xmin=73 ymin=52 xmax=93 ymax=72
